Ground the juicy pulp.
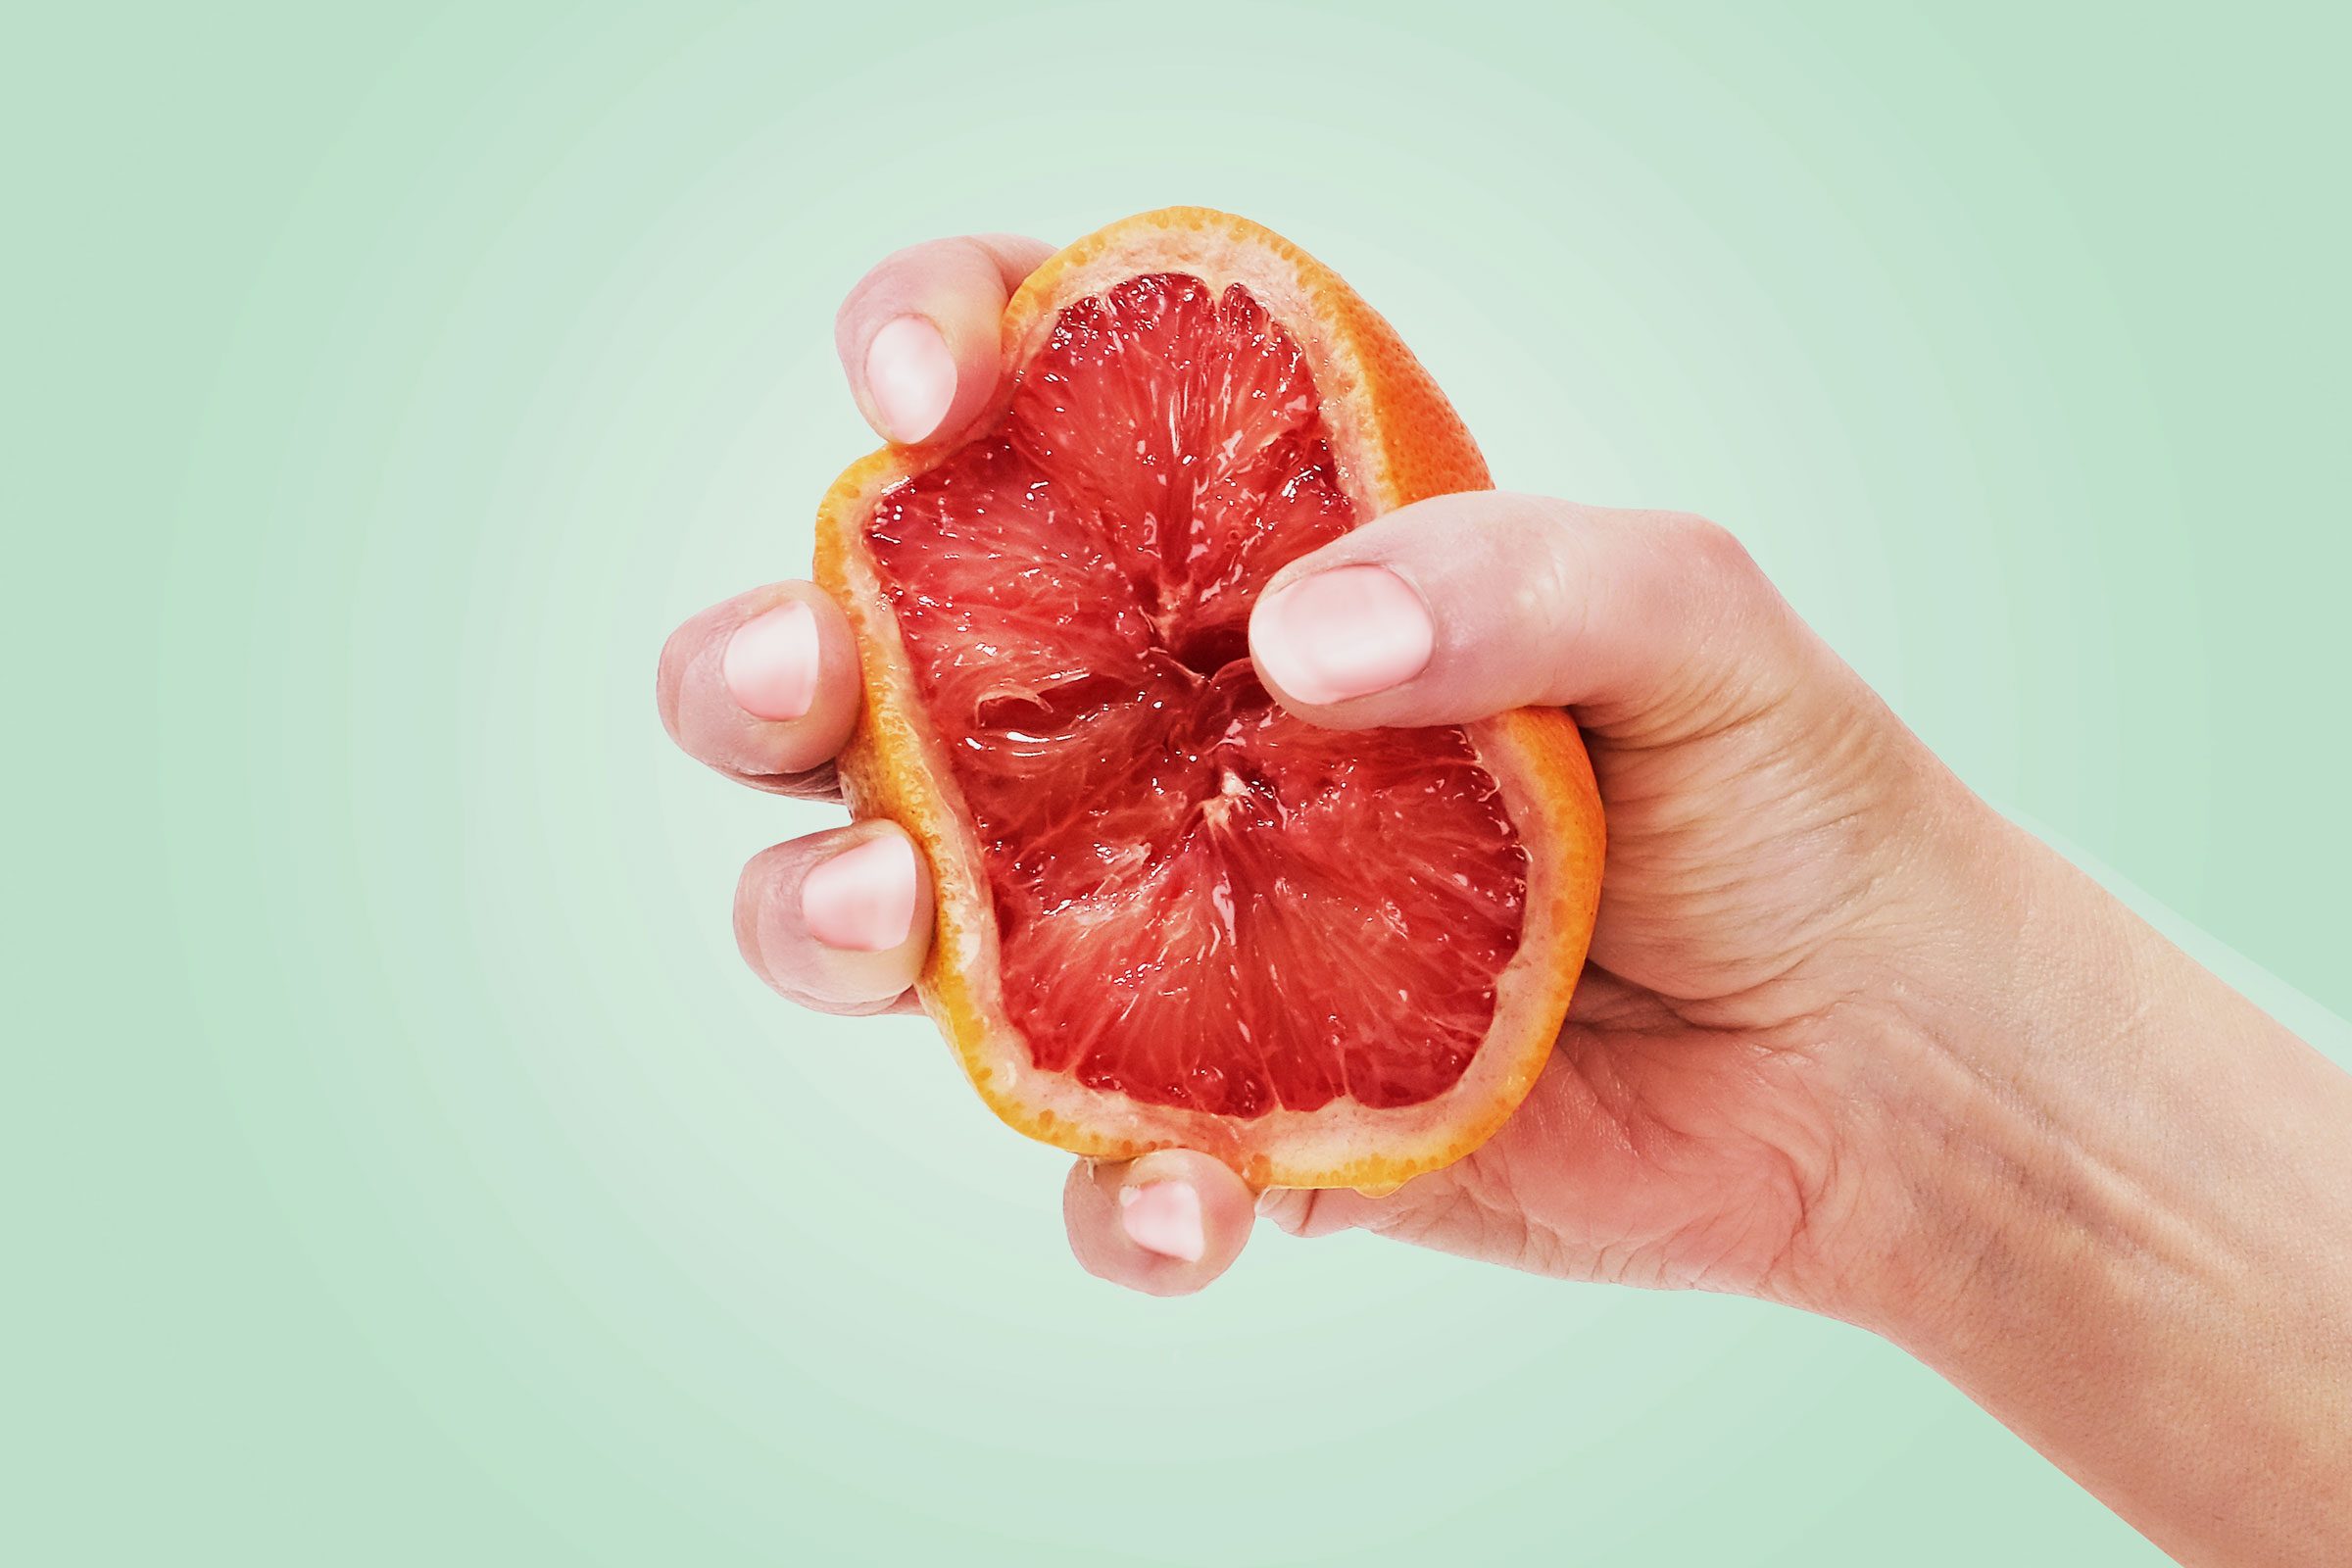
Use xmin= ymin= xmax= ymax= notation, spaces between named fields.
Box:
xmin=863 ymin=273 xmax=1527 ymax=1118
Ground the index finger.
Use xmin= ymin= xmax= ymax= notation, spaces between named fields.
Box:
xmin=835 ymin=233 xmax=1054 ymax=446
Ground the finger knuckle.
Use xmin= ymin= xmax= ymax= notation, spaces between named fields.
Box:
xmin=1656 ymin=510 xmax=1762 ymax=590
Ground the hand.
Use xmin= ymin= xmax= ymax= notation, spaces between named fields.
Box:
xmin=659 ymin=233 xmax=2352 ymax=1566
xmin=658 ymin=230 xmax=1967 ymax=1302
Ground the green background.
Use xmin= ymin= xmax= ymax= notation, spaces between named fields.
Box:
xmin=15 ymin=2 xmax=2348 ymax=1563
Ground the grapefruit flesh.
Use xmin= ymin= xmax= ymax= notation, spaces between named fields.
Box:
xmin=817 ymin=209 xmax=1603 ymax=1190
xmin=864 ymin=275 xmax=1528 ymax=1118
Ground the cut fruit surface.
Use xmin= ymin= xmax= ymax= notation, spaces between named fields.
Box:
xmin=817 ymin=209 xmax=1604 ymax=1190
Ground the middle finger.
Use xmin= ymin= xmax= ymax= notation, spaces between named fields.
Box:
xmin=657 ymin=580 xmax=861 ymax=797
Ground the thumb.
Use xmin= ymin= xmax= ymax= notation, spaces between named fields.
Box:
xmin=1246 ymin=493 xmax=1809 ymax=736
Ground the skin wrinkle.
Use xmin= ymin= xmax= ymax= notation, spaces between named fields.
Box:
xmin=1930 ymin=905 xmax=2207 ymax=1303
xmin=1503 ymin=995 xmax=1839 ymax=1292
xmin=720 ymin=760 xmax=841 ymax=800
xmin=1669 ymin=1054 xmax=1831 ymax=1293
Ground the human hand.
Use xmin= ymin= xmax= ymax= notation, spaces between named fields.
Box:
xmin=655 ymin=227 xmax=1986 ymax=1309
xmin=658 ymin=230 xmax=2352 ymax=1564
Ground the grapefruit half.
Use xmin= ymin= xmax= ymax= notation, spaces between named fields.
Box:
xmin=814 ymin=208 xmax=1603 ymax=1192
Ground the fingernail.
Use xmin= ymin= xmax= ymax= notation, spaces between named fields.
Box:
xmin=800 ymin=836 xmax=919 ymax=953
xmin=1119 ymin=1181 xmax=1205 ymax=1262
xmin=722 ymin=602 xmax=819 ymax=721
xmin=1250 ymin=564 xmax=1434 ymax=705
xmin=864 ymin=316 xmax=956 ymax=444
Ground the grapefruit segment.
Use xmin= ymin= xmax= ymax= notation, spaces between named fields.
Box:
xmin=816 ymin=209 xmax=1604 ymax=1190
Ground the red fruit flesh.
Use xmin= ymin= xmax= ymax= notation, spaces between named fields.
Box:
xmin=864 ymin=274 xmax=1527 ymax=1118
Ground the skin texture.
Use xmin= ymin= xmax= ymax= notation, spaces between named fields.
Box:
xmin=656 ymin=233 xmax=2352 ymax=1566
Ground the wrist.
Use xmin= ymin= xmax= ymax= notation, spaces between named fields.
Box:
xmin=1754 ymin=792 xmax=2073 ymax=1330
xmin=1785 ymin=801 xmax=2352 ymax=1562
xmin=1796 ymin=804 xmax=2215 ymax=1336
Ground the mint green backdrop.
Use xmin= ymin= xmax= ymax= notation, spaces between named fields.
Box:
xmin=16 ymin=3 xmax=2347 ymax=1564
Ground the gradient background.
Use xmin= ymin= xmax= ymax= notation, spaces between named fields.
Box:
xmin=16 ymin=2 xmax=2349 ymax=1563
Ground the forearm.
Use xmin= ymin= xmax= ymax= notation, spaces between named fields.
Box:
xmin=1846 ymin=814 xmax=2352 ymax=1565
